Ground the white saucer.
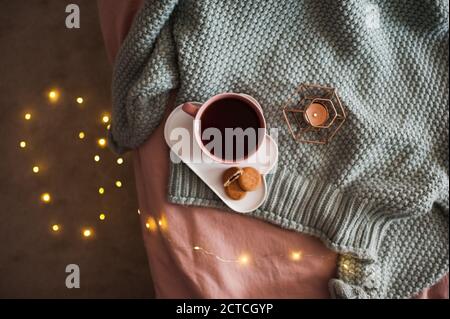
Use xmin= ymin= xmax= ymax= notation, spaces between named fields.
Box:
xmin=164 ymin=103 xmax=278 ymax=213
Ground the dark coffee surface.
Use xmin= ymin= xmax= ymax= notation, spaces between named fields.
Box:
xmin=200 ymin=98 xmax=261 ymax=160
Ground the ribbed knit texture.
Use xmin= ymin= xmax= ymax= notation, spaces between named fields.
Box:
xmin=111 ymin=0 xmax=449 ymax=298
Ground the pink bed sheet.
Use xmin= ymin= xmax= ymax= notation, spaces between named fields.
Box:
xmin=97 ymin=0 xmax=448 ymax=299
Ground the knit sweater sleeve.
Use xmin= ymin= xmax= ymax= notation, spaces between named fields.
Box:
xmin=109 ymin=0 xmax=179 ymax=153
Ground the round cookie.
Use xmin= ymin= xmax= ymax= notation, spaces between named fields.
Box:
xmin=222 ymin=167 xmax=246 ymax=200
xmin=224 ymin=180 xmax=246 ymax=200
xmin=238 ymin=167 xmax=261 ymax=191
xmin=222 ymin=167 xmax=243 ymax=187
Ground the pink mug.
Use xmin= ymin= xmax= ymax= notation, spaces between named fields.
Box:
xmin=182 ymin=93 xmax=266 ymax=164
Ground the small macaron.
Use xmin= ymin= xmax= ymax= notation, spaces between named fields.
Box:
xmin=222 ymin=167 xmax=246 ymax=200
xmin=222 ymin=167 xmax=243 ymax=187
xmin=224 ymin=180 xmax=247 ymax=200
xmin=238 ymin=167 xmax=261 ymax=191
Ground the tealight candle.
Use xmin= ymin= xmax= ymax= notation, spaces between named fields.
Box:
xmin=304 ymin=103 xmax=329 ymax=127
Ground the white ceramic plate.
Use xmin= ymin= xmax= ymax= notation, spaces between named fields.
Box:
xmin=164 ymin=103 xmax=278 ymax=213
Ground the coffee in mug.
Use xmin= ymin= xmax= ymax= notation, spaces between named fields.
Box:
xmin=182 ymin=93 xmax=266 ymax=163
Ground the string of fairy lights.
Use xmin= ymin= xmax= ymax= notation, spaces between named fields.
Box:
xmin=143 ymin=212 xmax=338 ymax=267
xmin=20 ymin=88 xmax=124 ymax=239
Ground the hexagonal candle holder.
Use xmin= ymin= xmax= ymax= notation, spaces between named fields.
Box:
xmin=282 ymin=83 xmax=346 ymax=144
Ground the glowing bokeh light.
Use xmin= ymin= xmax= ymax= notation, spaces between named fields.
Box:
xmin=145 ymin=217 xmax=158 ymax=232
xmin=48 ymin=90 xmax=60 ymax=103
xmin=82 ymin=228 xmax=93 ymax=238
xmin=41 ymin=193 xmax=51 ymax=203
xmin=102 ymin=115 xmax=110 ymax=124
xmin=238 ymin=254 xmax=250 ymax=265
xmin=97 ymin=138 xmax=107 ymax=148
xmin=290 ymin=251 xmax=303 ymax=261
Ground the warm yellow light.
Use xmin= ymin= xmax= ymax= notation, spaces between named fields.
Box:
xmin=238 ymin=254 xmax=250 ymax=265
xmin=19 ymin=141 xmax=27 ymax=148
xmin=48 ymin=90 xmax=60 ymax=102
xmin=99 ymin=213 xmax=106 ymax=221
xmin=290 ymin=251 xmax=303 ymax=261
xmin=116 ymin=158 xmax=124 ymax=165
xmin=102 ymin=115 xmax=110 ymax=124
xmin=98 ymin=187 xmax=105 ymax=194
xmin=106 ymin=124 xmax=111 ymax=130
xmin=78 ymin=131 xmax=85 ymax=139
xmin=32 ymin=166 xmax=40 ymax=173
xmin=193 ymin=246 xmax=201 ymax=251
xmin=94 ymin=155 xmax=100 ymax=162
xmin=158 ymin=215 xmax=168 ymax=231
xmin=82 ymin=228 xmax=93 ymax=238
xmin=41 ymin=193 xmax=51 ymax=203
xmin=76 ymin=97 xmax=84 ymax=104
xmin=51 ymin=224 xmax=60 ymax=232
xmin=115 ymin=180 xmax=122 ymax=188
xmin=137 ymin=209 xmax=141 ymax=215
xmin=24 ymin=113 xmax=32 ymax=120
xmin=145 ymin=217 xmax=158 ymax=232
xmin=97 ymin=138 xmax=107 ymax=148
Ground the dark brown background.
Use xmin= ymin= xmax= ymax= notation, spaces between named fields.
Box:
xmin=0 ymin=0 xmax=154 ymax=298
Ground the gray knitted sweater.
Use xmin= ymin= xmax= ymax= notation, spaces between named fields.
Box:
xmin=111 ymin=0 xmax=449 ymax=298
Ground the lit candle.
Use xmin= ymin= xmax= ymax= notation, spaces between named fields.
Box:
xmin=304 ymin=103 xmax=329 ymax=127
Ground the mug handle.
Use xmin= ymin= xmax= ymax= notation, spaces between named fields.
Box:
xmin=182 ymin=102 xmax=200 ymax=117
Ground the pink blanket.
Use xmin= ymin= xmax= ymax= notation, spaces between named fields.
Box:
xmin=98 ymin=0 xmax=448 ymax=299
